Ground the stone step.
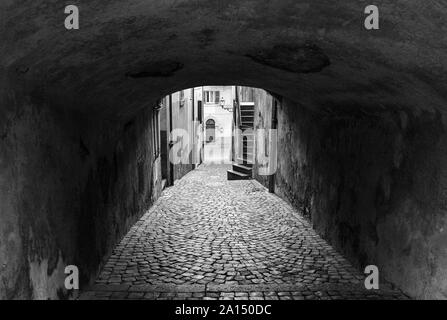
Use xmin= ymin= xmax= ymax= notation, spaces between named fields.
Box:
xmin=232 ymin=163 xmax=253 ymax=175
xmin=236 ymin=158 xmax=253 ymax=166
xmin=227 ymin=170 xmax=251 ymax=180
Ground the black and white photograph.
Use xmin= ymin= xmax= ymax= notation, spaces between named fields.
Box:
xmin=0 ymin=0 xmax=446 ymax=313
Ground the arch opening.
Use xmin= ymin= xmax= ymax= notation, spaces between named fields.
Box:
xmin=205 ymin=119 xmax=215 ymax=143
xmin=1 ymin=0 xmax=447 ymax=301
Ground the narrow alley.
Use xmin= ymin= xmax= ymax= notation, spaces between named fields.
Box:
xmin=80 ymin=165 xmax=406 ymax=300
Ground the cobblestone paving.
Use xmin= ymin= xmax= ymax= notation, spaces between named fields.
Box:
xmin=80 ymin=164 xmax=407 ymax=300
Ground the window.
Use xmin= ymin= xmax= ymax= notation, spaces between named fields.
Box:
xmin=215 ymin=91 xmax=220 ymax=104
xmin=205 ymin=119 xmax=216 ymax=143
xmin=204 ymin=91 xmax=220 ymax=104
xmin=179 ymin=90 xmax=185 ymax=108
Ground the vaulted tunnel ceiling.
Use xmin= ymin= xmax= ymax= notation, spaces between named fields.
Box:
xmin=1 ymin=0 xmax=447 ymax=118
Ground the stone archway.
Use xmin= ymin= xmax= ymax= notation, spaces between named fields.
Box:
xmin=1 ymin=1 xmax=447 ymax=299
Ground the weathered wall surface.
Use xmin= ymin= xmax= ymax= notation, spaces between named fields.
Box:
xmin=268 ymin=98 xmax=447 ymax=299
xmin=0 ymin=75 xmax=84 ymax=299
xmin=76 ymin=104 xmax=163 ymax=291
xmin=171 ymin=91 xmax=194 ymax=181
xmin=252 ymin=89 xmax=273 ymax=187
xmin=0 ymin=74 xmax=162 ymax=299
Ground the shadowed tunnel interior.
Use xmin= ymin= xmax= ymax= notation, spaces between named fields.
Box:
xmin=1 ymin=0 xmax=447 ymax=299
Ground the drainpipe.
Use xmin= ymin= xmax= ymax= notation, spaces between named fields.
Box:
xmin=168 ymin=94 xmax=175 ymax=186
xmin=201 ymin=87 xmax=205 ymax=164
xmin=232 ymin=86 xmax=239 ymax=163
xmin=268 ymin=98 xmax=278 ymax=193
xmin=191 ymin=88 xmax=196 ymax=169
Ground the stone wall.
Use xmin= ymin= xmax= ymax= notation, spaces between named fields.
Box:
xmin=254 ymin=95 xmax=447 ymax=299
xmin=252 ymin=89 xmax=273 ymax=187
xmin=171 ymin=91 xmax=195 ymax=181
xmin=76 ymin=105 xmax=163 ymax=293
xmin=0 ymin=76 xmax=162 ymax=299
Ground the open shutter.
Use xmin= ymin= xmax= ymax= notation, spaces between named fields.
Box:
xmin=215 ymin=91 xmax=220 ymax=103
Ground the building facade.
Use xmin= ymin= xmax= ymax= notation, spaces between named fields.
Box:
xmin=202 ymin=86 xmax=235 ymax=163
xmin=158 ymin=88 xmax=204 ymax=188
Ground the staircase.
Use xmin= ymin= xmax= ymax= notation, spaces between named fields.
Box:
xmin=227 ymin=163 xmax=252 ymax=180
xmin=227 ymin=102 xmax=255 ymax=180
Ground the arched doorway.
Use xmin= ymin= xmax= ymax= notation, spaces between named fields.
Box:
xmin=205 ymin=119 xmax=216 ymax=143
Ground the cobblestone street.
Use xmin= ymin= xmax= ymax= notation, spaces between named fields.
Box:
xmin=81 ymin=165 xmax=406 ymax=300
